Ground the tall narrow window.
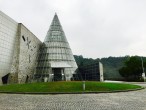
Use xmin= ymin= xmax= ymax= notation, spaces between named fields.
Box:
xmin=22 ymin=36 xmax=25 ymax=41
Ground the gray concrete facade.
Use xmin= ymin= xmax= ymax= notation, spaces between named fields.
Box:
xmin=0 ymin=11 xmax=42 ymax=84
xmin=0 ymin=11 xmax=18 ymax=84
xmin=12 ymin=24 xmax=42 ymax=84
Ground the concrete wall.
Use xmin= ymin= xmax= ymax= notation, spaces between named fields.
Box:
xmin=17 ymin=24 xmax=41 ymax=83
xmin=9 ymin=24 xmax=42 ymax=84
xmin=0 ymin=11 xmax=42 ymax=84
xmin=0 ymin=11 xmax=18 ymax=84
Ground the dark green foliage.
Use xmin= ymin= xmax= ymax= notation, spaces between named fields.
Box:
xmin=100 ymin=56 xmax=129 ymax=80
xmin=74 ymin=55 xmax=99 ymax=67
xmin=119 ymin=56 xmax=146 ymax=81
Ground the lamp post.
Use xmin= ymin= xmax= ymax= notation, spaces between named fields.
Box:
xmin=141 ymin=57 xmax=145 ymax=81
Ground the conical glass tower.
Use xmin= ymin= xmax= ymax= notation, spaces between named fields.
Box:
xmin=35 ymin=14 xmax=78 ymax=81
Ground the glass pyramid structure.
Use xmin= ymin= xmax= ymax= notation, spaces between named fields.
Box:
xmin=35 ymin=14 xmax=78 ymax=81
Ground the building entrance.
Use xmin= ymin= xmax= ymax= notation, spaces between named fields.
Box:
xmin=53 ymin=68 xmax=62 ymax=81
xmin=2 ymin=73 xmax=9 ymax=84
xmin=25 ymin=75 xmax=29 ymax=83
xmin=52 ymin=68 xmax=65 ymax=81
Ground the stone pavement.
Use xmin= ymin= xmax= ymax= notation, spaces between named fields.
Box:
xmin=0 ymin=84 xmax=146 ymax=110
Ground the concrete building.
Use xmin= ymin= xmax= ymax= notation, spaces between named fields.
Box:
xmin=35 ymin=14 xmax=78 ymax=82
xmin=0 ymin=11 xmax=41 ymax=84
xmin=0 ymin=11 xmax=77 ymax=84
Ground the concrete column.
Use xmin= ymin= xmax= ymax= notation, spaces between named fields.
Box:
xmin=0 ymin=77 xmax=2 ymax=85
xmin=99 ymin=62 xmax=104 ymax=82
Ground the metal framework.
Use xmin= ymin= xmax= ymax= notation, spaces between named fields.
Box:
xmin=35 ymin=14 xmax=77 ymax=82
xmin=73 ymin=62 xmax=103 ymax=81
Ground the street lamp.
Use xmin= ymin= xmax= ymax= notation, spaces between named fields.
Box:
xmin=141 ymin=57 xmax=145 ymax=81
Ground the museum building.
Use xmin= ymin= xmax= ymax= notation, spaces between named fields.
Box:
xmin=0 ymin=10 xmax=105 ymax=85
xmin=0 ymin=10 xmax=78 ymax=84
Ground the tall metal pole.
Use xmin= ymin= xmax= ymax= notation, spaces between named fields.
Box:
xmin=141 ymin=57 xmax=145 ymax=81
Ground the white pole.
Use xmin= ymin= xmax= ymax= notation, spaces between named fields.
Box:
xmin=141 ymin=57 xmax=145 ymax=81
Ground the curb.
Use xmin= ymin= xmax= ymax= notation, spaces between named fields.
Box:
xmin=0 ymin=87 xmax=144 ymax=95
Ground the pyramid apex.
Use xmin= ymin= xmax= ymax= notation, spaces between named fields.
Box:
xmin=53 ymin=12 xmax=59 ymax=20
xmin=44 ymin=13 xmax=63 ymax=42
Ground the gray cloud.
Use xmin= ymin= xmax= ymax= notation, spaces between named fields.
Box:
xmin=0 ymin=0 xmax=146 ymax=58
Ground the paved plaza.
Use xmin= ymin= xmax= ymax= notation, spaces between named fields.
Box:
xmin=0 ymin=84 xmax=146 ymax=110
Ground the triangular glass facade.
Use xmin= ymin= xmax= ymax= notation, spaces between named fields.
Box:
xmin=35 ymin=14 xmax=77 ymax=81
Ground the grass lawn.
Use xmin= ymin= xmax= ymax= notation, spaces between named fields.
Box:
xmin=0 ymin=81 xmax=142 ymax=93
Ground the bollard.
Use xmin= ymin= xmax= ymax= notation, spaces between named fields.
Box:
xmin=83 ymin=81 xmax=85 ymax=91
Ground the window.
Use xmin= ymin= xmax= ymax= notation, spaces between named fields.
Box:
xmin=22 ymin=36 xmax=25 ymax=41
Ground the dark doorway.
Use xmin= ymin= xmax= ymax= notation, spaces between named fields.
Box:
xmin=25 ymin=75 xmax=29 ymax=83
xmin=2 ymin=73 xmax=9 ymax=84
xmin=53 ymin=68 xmax=62 ymax=81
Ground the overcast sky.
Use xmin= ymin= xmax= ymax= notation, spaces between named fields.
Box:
xmin=0 ymin=0 xmax=146 ymax=58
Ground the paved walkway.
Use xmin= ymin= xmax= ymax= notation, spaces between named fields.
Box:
xmin=0 ymin=84 xmax=146 ymax=110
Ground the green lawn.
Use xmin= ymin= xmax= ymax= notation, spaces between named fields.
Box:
xmin=0 ymin=81 xmax=142 ymax=93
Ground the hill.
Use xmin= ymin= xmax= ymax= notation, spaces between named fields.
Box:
xmin=100 ymin=56 xmax=129 ymax=80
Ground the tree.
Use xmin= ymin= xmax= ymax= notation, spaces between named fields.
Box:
xmin=119 ymin=56 xmax=145 ymax=81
